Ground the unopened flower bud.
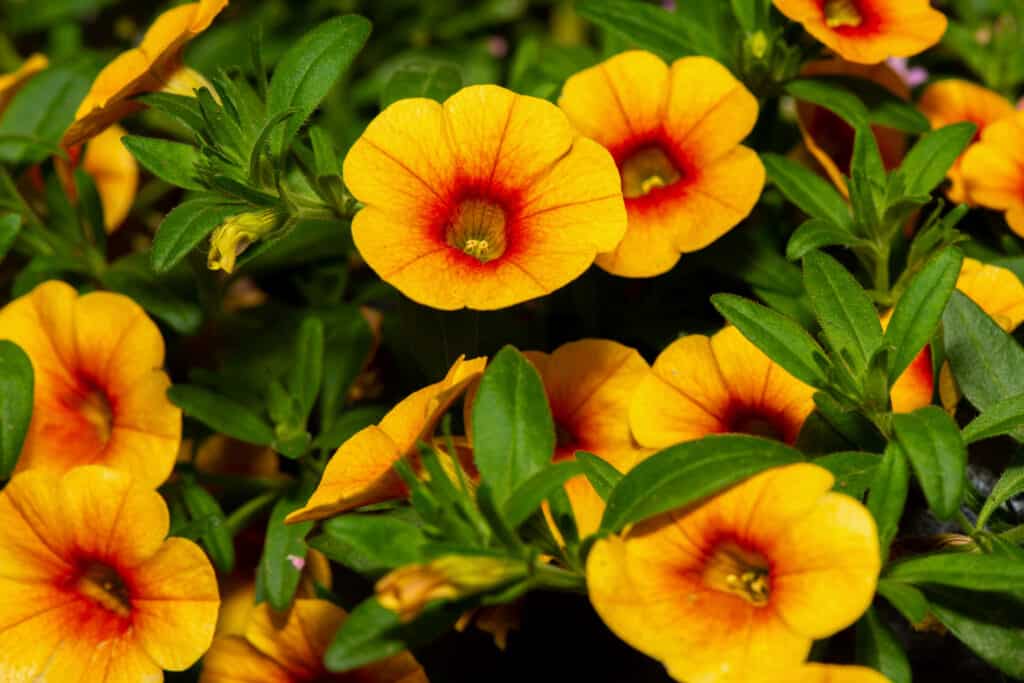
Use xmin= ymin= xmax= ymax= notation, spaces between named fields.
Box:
xmin=207 ymin=209 xmax=281 ymax=273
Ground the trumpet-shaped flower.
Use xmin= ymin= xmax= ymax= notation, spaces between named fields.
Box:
xmin=343 ymin=85 xmax=626 ymax=310
xmin=62 ymin=0 xmax=227 ymax=147
xmin=630 ymin=327 xmax=816 ymax=448
xmin=918 ymin=79 xmax=1015 ymax=203
xmin=559 ymin=51 xmax=764 ymax=277
xmin=0 ymin=466 xmax=219 ymax=682
xmin=0 ymin=53 xmax=47 ymax=114
xmin=962 ymin=112 xmax=1024 ymax=237
xmin=200 ymin=599 xmax=426 ymax=683
xmin=0 ymin=281 xmax=180 ymax=487
xmin=796 ymin=59 xmax=908 ymax=196
xmin=773 ymin=0 xmax=947 ymax=65
xmin=286 ymin=355 xmax=486 ymax=523
xmin=587 ymin=463 xmax=880 ymax=683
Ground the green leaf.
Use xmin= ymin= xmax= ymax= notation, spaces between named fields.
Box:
xmin=320 ymin=306 xmax=374 ymax=431
xmin=962 ymin=393 xmax=1024 ymax=445
xmin=813 ymin=451 xmax=879 ymax=500
xmin=267 ymin=15 xmax=372 ymax=154
xmin=885 ymin=247 xmax=963 ymax=383
xmin=167 ymin=384 xmax=274 ymax=445
xmin=258 ymin=492 xmax=314 ymax=610
xmin=896 ymin=122 xmax=977 ymax=198
xmin=503 ymin=461 xmax=584 ymax=528
xmin=944 ymin=290 xmax=1024 ymax=411
xmin=785 ymin=78 xmax=869 ymax=128
xmin=886 ymin=552 xmax=1024 ymax=591
xmin=600 ymin=435 xmax=804 ymax=532
xmin=925 ymin=587 xmax=1024 ymax=678
xmin=308 ymin=126 xmax=340 ymax=180
xmin=786 ymin=218 xmax=866 ymax=261
xmin=977 ymin=457 xmax=1024 ymax=529
xmin=802 ymin=250 xmax=882 ymax=372
xmin=856 ymin=607 xmax=911 ymax=683
xmin=891 ymin=406 xmax=966 ymax=520
xmin=576 ymin=0 xmax=722 ymax=62
xmin=730 ymin=0 xmax=765 ymax=31
xmin=867 ymin=443 xmax=909 ymax=556
xmin=288 ymin=316 xmax=324 ymax=421
xmin=877 ymin=579 xmax=929 ymax=624
xmin=121 ymin=135 xmax=203 ymax=190
xmin=471 ymin=346 xmax=555 ymax=505
xmin=138 ymin=92 xmax=206 ymax=134
xmin=762 ymin=154 xmax=852 ymax=230
xmin=180 ymin=479 xmax=234 ymax=573
xmin=313 ymin=512 xmax=426 ymax=575
xmin=380 ymin=62 xmax=462 ymax=110
xmin=0 ymin=340 xmax=33 ymax=479
xmin=711 ymin=293 xmax=830 ymax=388
xmin=575 ymin=451 xmax=623 ymax=502
xmin=0 ymin=213 xmax=20 ymax=262
xmin=150 ymin=199 xmax=239 ymax=273
xmin=102 ymin=254 xmax=202 ymax=335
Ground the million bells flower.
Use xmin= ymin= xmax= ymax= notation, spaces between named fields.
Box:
xmin=0 ymin=466 xmax=219 ymax=682
xmin=343 ymin=84 xmax=626 ymax=310
xmin=772 ymin=0 xmax=947 ymax=65
xmin=962 ymin=112 xmax=1024 ymax=237
xmin=559 ymin=50 xmax=764 ymax=277
xmin=0 ymin=281 xmax=180 ymax=487
xmin=587 ymin=463 xmax=880 ymax=683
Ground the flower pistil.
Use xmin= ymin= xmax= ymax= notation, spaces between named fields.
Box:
xmin=702 ymin=541 xmax=772 ymax=606
xmin=445 ymin=198 xmax=508 ymax=263
xmin=825 ymin=0 xmax=863 ymax=28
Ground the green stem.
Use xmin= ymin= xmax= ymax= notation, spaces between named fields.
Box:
xmin=531 ymin=562 xmax=586 ymax=593
xmin=872 ymin=240 xmax=891 ymax=294
xmin=954 ymin=510 xmax=976 ymax=536
xmin=224 ymin=490 xmax=280 ymax=536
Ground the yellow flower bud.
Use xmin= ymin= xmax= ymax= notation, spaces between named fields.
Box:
xmin=207 ymin=209 xmax=281 ymax=274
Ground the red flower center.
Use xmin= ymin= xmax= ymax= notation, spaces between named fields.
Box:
xmin=701 ymin=540 xmax=771 ymax=606
xmin=823 ymin=0 xmax=863 ymax=28
xmin=444 ymin=198 xmax=509 ymax=263
xmin=723 ymin=405 xmax=789 ymax=442
xmin=75 ymin=561 xmax=132 ymax=618
xmin=620 ymin=145 xmax=683 ymax=198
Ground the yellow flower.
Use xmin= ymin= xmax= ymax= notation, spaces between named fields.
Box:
xmin=208 ymin=209 xmax=283 ymax=273
xmin=880 ymin=309 xmax=934 ymax=413
xmin=200 ymin=599 xmax=427 ymax=683
xmin=773 ymin=0 xmax=947 ymax=64
xmin=0 ymin=53 xmax=47 ymax=114
xmin=587 ymin=463 xmax=880 ymax=683
xmin=956 ymin=257 xmax=1024 ymax=333
xmin=630 ymin=327 xmax=816 ymax=448
xmin=558 ymin=51 xmax=764 ymax=277
xmin=343 ymin=84 xmax=625 ymax=310
xmin=0 ymin=466 xmax=219 ymax=681
xmin=918 ymin=79 xmax=1015 ymax=203
xmin=81 ymin=124 xmax=140 ymax=232
xmin=962 ymin=112 xmax=1024 ymax=237
xmin=0 ymin=281 xmax=180 ymax=487
xmin=62 ymin=0 xmax=228 ymax=147
xmin=762 ymin=664 xmax=893 ymax=683
xmin=286 ymin=355 xmax=487 ymax=523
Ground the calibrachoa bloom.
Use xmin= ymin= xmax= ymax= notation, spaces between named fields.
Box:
xmin=62 ymin=0 xmax=228 ymax=147
xmin=0 ymin=53 xmax=47 ymax=113
xmin=286 ymin=355 xmax=486 ymax=523
xmin=0 ymin=280 xmax=180 ymax=487
xmin=342 ymin=84 xmax=626 ymax=310
xmin=80 ymin=124 xmax=139 ymax=232
xmin=772 ymin=0 xmax=947 ymax=64
xmin=797 ymin=59 xmax=907 ymax=197
xmin=0 ymin=466 xmax=219 ymax=681
xmin=918 ymin=79 xmax=1015 ymax=203
xmin=962 ymin=112 xmax=1024 ymax=237
xmin=200 ymin=599 xmax=427 ymax=683
xmin=524 ymin=339 xmax=653 ymax=535
xmin=559 ymin=50 xmax=764 ymax=277
xmin=629 ymin=327 xmax=816 ymax=448
xmin=587 ymin=463 xmax=880 ymax=683
xmin=762 ymin=664 xmax=891 ymax=683
xmin=882 ymin=309 xmax=934 ymax=413
xmin=956 ymin=257 xmax=1024 ymax=332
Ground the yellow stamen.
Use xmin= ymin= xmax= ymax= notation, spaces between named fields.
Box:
xmin=80 ymin=390 xmax=113 ymax=445
xmin=76 ymin=562 xmax=131 ymax=618
xmin=620 ymin=146 xmax=682 ymax=198
xmin=446 ymin=199 xmax=507 ymax=263
xmin=702 ymin=542 xmax=771 ymax=606
xmin=824 ymin=0 xmax=863 ymax=28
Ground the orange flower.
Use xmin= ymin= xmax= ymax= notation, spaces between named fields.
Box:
xmin=796 ymin=59 xmax=908 ymax=197
xmin=200 ymin=599 xmax=427 ymax=683
xmin=962 ymin=112 xmax=1024 ymax=237
xmin=523 ymin=339 xmax=652 ymax=535
xmin=587 ymin=463 xmax=880 ymax=683
xmin=559 ymin=51 xmax=764 ymax=277
xmin=0 ymin=53 xmax=47 ymax=114
xmin=342 ymin=84 xmax=626 ymax=310
xmin=0 ymin=466 xmax=219 ymax=681
xmin=773 ymin=0 xmax=947 ymax=64
xmin=762 ymin=664 xmax=892 ymax=683
xmin=62 ymin=0 xmax=228 ymax=147
xmin=956 ymin=257 xmax=1024 ymax=332
xmin=81 ymin=124 xmax=140 ymax=232
xmin=286 ymin=356 xmax=486 ymax=523
xmin=630 ymin=327 xmax=816 ymax=448
xmin=0 ymin=281 xmax=180 ymax=487
xmin=881 ymin=309 xmax=934 ymax=414
xmin=918 ymin=79 xmax=1015 ymax=203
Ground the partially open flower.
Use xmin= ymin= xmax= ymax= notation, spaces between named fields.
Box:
xmin=0 ymin=53 xmax=47 ymax=114
xmin=0 ymin=466 xmax=219 ymax=681
xmin=200 ymin=599 xmax=427 ymax=683
xmin=81 ymin=124 xmax=140 ymax=232
xmin=587 ymin=463 xmax=880 ymax=682
xmin=208 ymin=209 xmax=283 ymax=274
xmin=882 ymin=309 xmax=934 ymax=413
xmin=962 ymin=112 xmax=1024 ymax=237
xmin=558 ymin=51 xmax=764 ymax=277
xmin=773 ymin=0 xmax=947 ymax=65
xmin=286 ymin=355 xmax=486 ymax=523
xmin=796 ymin=59 xmax=908 ymax=197
xmin=918 ymin=79 xmax=1015 ymax=203
xmin=0 ymin=281 xmax=180 ymax=487
xmin=62 ymin=0 xmax=228 ymax=147
xmin=630 ymin=327 xmax=816 ymax=448
xmin=343 ymin=84 xmax=626 ymax=310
